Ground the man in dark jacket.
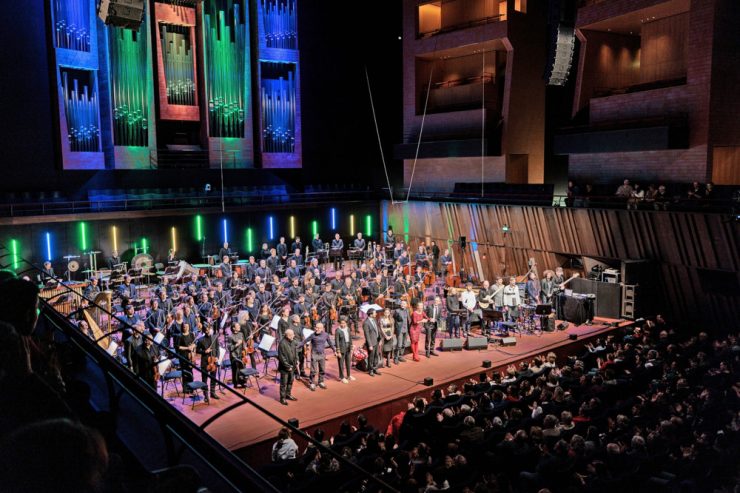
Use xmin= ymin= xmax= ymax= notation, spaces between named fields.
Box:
xmin=278 ymin=328 xmax=298 ymax=405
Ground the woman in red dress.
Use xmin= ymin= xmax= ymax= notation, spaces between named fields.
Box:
xmin=409 ymin=302 xmax=428 ymax=362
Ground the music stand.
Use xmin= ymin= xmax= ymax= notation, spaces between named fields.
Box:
xmin=535 ymin=304 xmax=552 ymax=332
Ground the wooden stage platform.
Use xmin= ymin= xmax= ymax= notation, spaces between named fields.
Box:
xmin=165 ymin=317 xmax=630 ymax=462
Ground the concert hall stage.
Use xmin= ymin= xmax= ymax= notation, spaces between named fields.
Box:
xmin=167 ymin=317 xmax=630 ymax=463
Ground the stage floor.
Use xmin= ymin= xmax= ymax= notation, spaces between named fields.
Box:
xmin=164 ymin=317 xmax=628 ymax=453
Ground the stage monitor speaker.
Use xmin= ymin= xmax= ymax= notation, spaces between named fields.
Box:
xmin=499 ymin=336 xmax=517 ymax=347
xmin=441 ymin=338 xmax=464 ymax=351
xmin=569 ymin=334 xmax=578 ymax=340
xmin=459 ymin=236 xmax=467 ymax=249
xmin=98 ymin=0 xmax=145 ymax=29
xmin=482 ymin=360 xmax=492 ymax=368
xmin=287 ymin=418 xmax=299 ymax=428
xmin=423 ymin=377 xmax=434 ymax=386
xmin=466 ymin=336 xmax=488 ymax=350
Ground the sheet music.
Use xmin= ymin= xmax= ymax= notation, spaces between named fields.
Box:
xmin=270 ymin=315 xmax=281 ymax=330
xmin=218 ymin=346 xmax=226 ymax=365
xmin=302 ymin=328 xmax=314 ymax=340
xmin=259 ymin=334 xmax=275 ymax=351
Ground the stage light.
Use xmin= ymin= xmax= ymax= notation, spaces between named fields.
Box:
xmin=195 ymin=215 xmax=203 ymax=241
xmin=112 ymin=226 xmax=118 ymax=253
xmin=502 ymin=224 xmax=510 ymax=234
xmin=312 ymin=220 xmax=318 ymax=237
xmin=350 ymin=214 xmax=355 ymax=235
xmin=223 ymin=219 xmax=228 ymax=243
xmin=290 ymin=216 xmax=295 ymax=238
xmin=141 ymin=237 xmax=148 ymax=254
xmin=45 ymin=233 xmax=52 ymax=261
xmin=269 ymin=216 xmax=275 ymax=240
xmin=10 ymin=239 xmax=18 ymax=270
xmin=365 ymin=215 xmax=372 ymax=237
xmin=246 ymin=227 xmax=254 ymax=252
xmin=79 ymin=222 xmax=88 ymax=251
xmin=171 ymin=227 xmax=177 ymax=253
xmin=331 ymin=208 xmax=336 ymax=230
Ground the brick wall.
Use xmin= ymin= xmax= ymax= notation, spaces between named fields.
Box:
xmin=568 ymin=145 xmax=708 ymax=185
xmin=403 ymin=156 xmax=506 ymax=191
xmin=589 ymin=85 xmax=690 ymax=123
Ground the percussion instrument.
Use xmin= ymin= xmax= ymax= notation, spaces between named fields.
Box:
xmin=67 ymin=260 xmax=80 ymax=272
xmin=131 ymin=253 xmax=154 ymax=272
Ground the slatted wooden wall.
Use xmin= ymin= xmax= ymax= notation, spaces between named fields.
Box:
xmin=382 ymin=200 xmax=740 ymax=330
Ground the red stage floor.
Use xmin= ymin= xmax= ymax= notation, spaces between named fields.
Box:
xmin=164 ymin=317 xmax=628 ymax=455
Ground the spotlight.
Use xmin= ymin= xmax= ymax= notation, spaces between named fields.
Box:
xmin=482 ymin=360 xmax=492 ymax=368
xmin=205 ymin=184 xmax=212 ymax=192
xmin=502 ymin=224 xmax=510 ymax=234
xmin=423 ymin=377 xmax=434 ymax=386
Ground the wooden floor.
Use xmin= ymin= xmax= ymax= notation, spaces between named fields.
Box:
xmin=163 ymin=317 xmax=628 ymax=457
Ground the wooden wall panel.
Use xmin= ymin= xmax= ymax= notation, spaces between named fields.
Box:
xmin=382 ymin=200 xmax=740 ymax=330
xmin=712 ymin=146 xmax=740 ymax=185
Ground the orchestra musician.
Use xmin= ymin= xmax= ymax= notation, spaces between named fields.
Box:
xmin=175 ymin=323 xmax=196 ymax=387
xmin=195 ymin=323 xmax=219 ymax=402
xmin=414 ymin=245 xmax=429 ymax=270
xmin=267 ymin=250 xmax=280 ymax=273
xmin=460 ymin=283 xmax=480 ymax=337
xmin=541 ymin=270 xmax=556 ymax=305
xmin=219 ymin=256 xmax=232 ymax=280
xmin=260 ymin=243 xmax=270 ymax=260
xmin=117 ymin=275 xmax=138 ymax=302
xmin=218 ymin=242 xmax=232 ymax=263
xmin=525 ymin=272 xmax=541 ymax=305
xmin=227 ymin=322 xmax=247 ymax=387
xmin=108 ymin=250 xmax=121 ymax=270
xmin=445 ymin=287 xmax=461 ymax=337
xmin=133 ymin=335 xmax=159 ymax=389
xmin=429 ymin=241 xmax=440 ymax=275
xmin=276 ymin=237 xmax=288 ymax=265
xmin=311 ymin=233 xmax=323 ymax=257
xmin=385 ymin=227 xmax=395 ymax=246
xmin=503 ymin=276 xmax=522 ymax=322
xmin=331 ymin=233 xmax=344 ymax=271
xmin=41 ymin=261 xmax=57 ymax=280
xmin=291 ymin=236 xmax=303 ymax=255
xmin=83 ymin=277 xmax=101 ymax=299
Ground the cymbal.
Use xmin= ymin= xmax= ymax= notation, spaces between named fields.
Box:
xmin=63 ymin=255 xmax=80 ymax=259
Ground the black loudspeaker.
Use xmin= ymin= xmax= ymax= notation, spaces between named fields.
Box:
xmin=98 ymin=0 xmax=145 ymax=29
xmin=545 ymin=0 xmax=577 ymax=86
xmin=482 ymin=360 xmax=492 ymax=368
xmin=441 ymin=338 xmax=464 ymax=351
xmin=466 ymin=336 xmax=488 ymax=350
xmin=288 ymin=418 xmax=299 ymax=428
xmin=568 ymin=334 xmax=578 ymax=340
xmin=459 ymin=236 xmax=467 ymax=249
xmin=423 ymin=377 xmax=434 ymax=386
xmin=499 ymin=336 xmax=517 ymax=347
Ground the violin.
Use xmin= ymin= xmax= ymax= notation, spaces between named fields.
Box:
xmin=206 ymin=335 xmax=218 ymax=373
xmin=329 ymin=306 xmax=338 ymax=321
xmin=311 ymin=306 xmax=320 ymax=321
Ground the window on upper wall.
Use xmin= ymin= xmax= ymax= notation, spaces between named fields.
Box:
xmin=515 ymin=0 xmax=526 ymax=13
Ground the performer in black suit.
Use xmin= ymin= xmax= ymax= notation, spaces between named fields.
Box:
xmin=363 ymin=309 xmax=381 ymax=376
xmin=424 ymin=296 xmax=442 ymax=357
xmin=334 ymin=317 xmax=355 ymax=383
xmin=277 ymin=328 xmax=298 ymax=405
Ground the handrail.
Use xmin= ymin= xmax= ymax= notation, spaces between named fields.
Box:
xmin=8 ymin=249 xmax=399 ymax=493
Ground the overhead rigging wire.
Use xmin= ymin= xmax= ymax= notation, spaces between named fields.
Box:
xmin=364 ymin=66 xmax=396 ymax=204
